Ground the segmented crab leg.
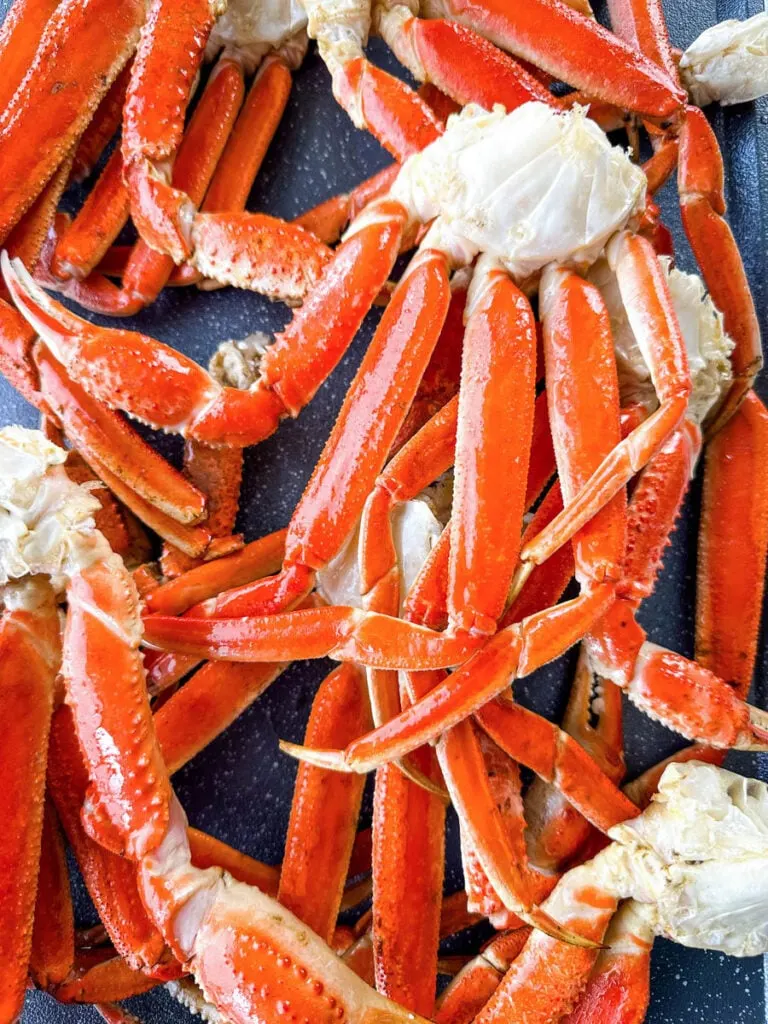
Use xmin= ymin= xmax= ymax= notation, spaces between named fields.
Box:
xmin=146 ymin=527 xmax=287 ymax=617
xmin=278 ymin=664 xmax=370 ymax=944
xmin=679 ymin=107 xmax=762 ymax=433
xmin=159 ymin=440 xmax=244 ymax=579
xmin=523 ymin=647 xmax=624 ymax=874
xmin=0 ymin=0 xmax=144 ymax=242
xmin=154 ymin=660 xmax=290 ymax=775
xmin=696 ymin=390 xmax=768 ymax=697
xmin=294 ymin=165 xmax=400 ymax=246
xmin=602 ymin=0 xmax=678 ymax=82
xmin=418 ymin=0 xmax=685 ymax=120
xmin=121 ymin=0 xmax=216 ymax=261
xmin=0 ymin=581 xmax=60 ymax=1023
xmin=29 ymin=799 xmax=75 ymax=991
xmin=53 ymin=954 xmax=161 ymax=1004
xmin=3 ymin=202 xmax=402 ymax=446
xmin=518 ymin=233 xmax=691 ymax=575
xmin=0 ymin=303 xmax=209 ymax=529
xmin=47 ymin=706 xmax=175 ymax=976
xmin=624 ymin=389 xmax=768 ymax=803
xmin=373 ymin=6 xmax=554 ymax=112
xmin=48 ymin=147 xmax=132 ymax=287
xmin=170 ymin=54 xmax=294 ymax=288
xmin=52 ymin=550 xmax=433 ymax=1023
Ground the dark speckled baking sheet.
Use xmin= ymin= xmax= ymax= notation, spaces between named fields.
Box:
xmin=1 ymin=0 xmax=767 ymax=1020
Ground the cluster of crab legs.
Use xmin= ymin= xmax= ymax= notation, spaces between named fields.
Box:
xmin=2 ymin=0 xmax=768 ymax=1021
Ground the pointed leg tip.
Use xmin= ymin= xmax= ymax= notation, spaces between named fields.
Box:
xmin=278 ymin=740 xmax=351 ymax=772
xmin=525 ymin=907 xmax=601 ymax=949
xmin=747 ymin=705 xmax=768 ymax=749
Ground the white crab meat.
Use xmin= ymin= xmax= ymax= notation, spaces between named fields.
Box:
xmin=390 ymin=102 xmax=647 ymax=281
xmin=316 ymin=498 xmax=442 ymax=609
xmin=590 ymin=256 xmax=733 ymax=425
xmin=0 ymin=427 xmax=105 ymax=586
xmin=605 ymin=762 xmax=768 ymax=957
xmin=680 ymin=13 xmax=768 ymax=107
xmin=208 ymin=333 xmax=272 ymax=389
xmin=206 ymin=0 xmax=308 ymax=73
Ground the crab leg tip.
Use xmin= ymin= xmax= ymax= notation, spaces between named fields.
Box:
xmin=525 ymin=908 xmax=602 ymax=949
xmin=747 ymin=706 xmax=768 ymax=747
xmin=278 ymin=740 xmax=352 ymax=772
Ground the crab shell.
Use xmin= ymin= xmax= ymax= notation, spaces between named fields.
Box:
xmin=680 ymin=13 xmax=768 ymax=107
xmin=389 ymin=102 xmax=647 ymax=280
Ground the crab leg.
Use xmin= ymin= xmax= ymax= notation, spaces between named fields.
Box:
xmin=0 ymin=305 xmax=209 ymax=528
xmin=5 ymin=155 xmax=74 ymax=270
xmin=625 ymin=390 xmax=768 ymax=802
xmin=371 ymin=746 xmax=446 ymax=1014
xmin=69 ymin=63 xmax=132 ymax=183
xmin=47 ymin=706 xmax=175 ymax=976
xmin=0 ymin=0 xmax=144 ymax=242
xmin=55 ymin=563 xmax=432 ymax=1023
xmin=29 ymin=799 xmax=75 ymax=991
xmin=562 ymin=901 xmax=654 ymax=1024
xmin=519 ymin=233 xmax=690 ymax=573
xmin=0 ymin=581 xmax=60 ymax=1023
xmin=154 ymin=660 xmax=289 ymax=775
xmin=434 ymin=929 xmax=531 ymax=1024
xmin=146 ymin=527 xmax=287 ymax=617
xmin=53 ymin=954 xmax=161 ymax=1004
xmin=373 ymin=6 xmax=554 ymax=112
xmin=448 ymin=257 xmax=537 ymax=636
xmin=679 ymin=107 xmax=762 ymax=433
xmin=160 ymin=440 xmax=244 ymax=579
xmin=419 ymin=0 xmax=684 ymax=120
xmin=49 ymin=147 xmax=132 ymax=286
xmin=3 ymin=202 xmax=402 ymax=446
xmin=54 ymin=56 xmax=248 ymax=311
xmin=697 ymin=390 xmax=768 ymax=697
xmin=294 ymin=164 xmax=400 ymax=246
xmin=121 ymin=0 xmax=216 ymax=260
xmin=602 ymin=0 xmax=678 ymax=82
xmin=523 ymin=647 xmax=624 ymax=874
xmin=170 ymin=54 xmax=294 ymax=287
xmin=278 ymin=664 xmax=370 ymax=944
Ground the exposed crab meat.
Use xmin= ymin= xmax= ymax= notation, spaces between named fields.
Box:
xmin=389 ymin=102 xmax=647 ymax=278
xmin=206 ymin=0 xmax=309 ymax=72
xmin=604 ymin=761 xmax=768 ymax=956
xmin=680 ymin=13 xmax=768 ymax=107
xmin=590 ymin=255 xmax=734 ymax=424
xmin=0 ymin=426 xmax=105 ymax=586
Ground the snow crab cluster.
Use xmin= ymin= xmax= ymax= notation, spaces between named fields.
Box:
xmin=1 ymin=0 xmax=768 ymax=1023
